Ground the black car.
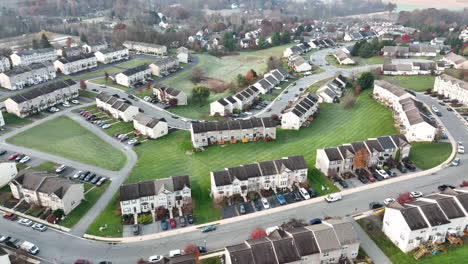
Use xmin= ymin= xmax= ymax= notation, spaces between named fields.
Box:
xmin=15 ymin=154 xmax=25 ymax=162
xmin=79 ymin=171 xmax=90 ymax=180
xmin=187 ymin=214 xmax=194 ymax=224
xmin=358 ymin=175 xmax=369 ymax=184
xmin=338 ymin=180 xmax=349 ymax=188
xmin=132 ymin=224 xmax=140 ymax=235
xmin=84 ymin=173 xmax=96 ymax=182
xmin=369 ymin=202 xmax=384 ymax=210
xmin=293 ymin=191 xmax=302 ymax=201
xmin=438 ymin=184 xmax=456 ymax=191
xmin=306 ymin=188 xmax=317 ymax=198
xmin=91 ymin=175 xmax=102 ymax=184
xmin=197 ymin=246 xmax=207 ymax=253
xmin=253 ymin=199 xmax=262 ymax=211
xmin=373 ymin=172 xmax=384 ymax=181
xmin=396 ymin=163 xmax=407 ymax=173
xmin=447 ymin=107 xmax=454 ymax=112
xmin=5 ymin=239 xmax=20 ymax=249
xmin=133 ymin=141 xmax=141 ymax=147
xmin=0 ymin=150 xmax=6 ymax=156
xmin=385 ymin=169 xmax=397 ymax=177
xmin=404 ymin=162 xmax=416 ymax=171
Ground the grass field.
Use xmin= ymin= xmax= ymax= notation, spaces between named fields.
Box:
xmin=379 ymin=75 xmax=436 ymax=92
xmin=6 ymin=116 xmax=127 ymax=171
xmin=2 ymin=112 xmax=33 ymax=127
xmin=79 ymin=90 xmax=98 ymax=99
xmin=90 ymin=78 xmax=132 ymax=92
xmin=114 ymin=57 xmax=156 ymax=68
xmin=326 ymin=55 xmax=387 ymax=68
xmin=408 ymin=142 xmax=452 ymax=170
xmin=72 ymin=66 xmax=123 ymax=80
xmin=33 ymin=162 xmax=59 ymax=174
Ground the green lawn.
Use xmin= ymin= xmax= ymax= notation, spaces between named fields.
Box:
xmin=72 ymin=66 xmax=123 ymax=80
xmin=114 ymin=58 xmax=156 ymax=68
xmin=2 ymin=112 xmax=33 ymax=127
xmin=60 ymin=182 xmax=110 ymax=228
xmin=79 ymin=90 xmax=98 ymax=99
xmin=6 ymin=116 xmax=127 ymax=171
xmin=378 ymin=75 xmax=436 ymax=92
xmin=90 ymin=78 xmax=132 ymax=92
xmin=86 ymin=193 xmax=123 ymax=237
xmin=326 ymin=55 xmax=386 ymax=68
xmin=357 ymin=217 xmax=468 ymax=264
xmin=33 ymin=162 xmax=59 ymax=174
xmin=409 ymin=142 xmax=452 ymax=170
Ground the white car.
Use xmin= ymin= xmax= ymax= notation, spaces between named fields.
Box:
xmin=19 ymin=218 xmax=33 ymax=226
xmin=458 ymin=146 xmax=465 ymax=154
xmin=410 ymin=191 xmax=423 ymax=198
xmin=102 ymin=124 xmax=111 ymax=129
xmin=144 ymin=96 xmax=152 ymax=102
xmin=261 ymin=198 xmax=270 ymax=209
xmin=299 ymin=188 xmax=310 ymax=200
xmin=62 ymin=101 xmax=71 ymax=107
xmin=127 ymin=139 xmax=138 ymax=145
xmin=55 ymin=164 xmax=67 ymax=173
xmin=71 ymin=100 xmax=80 ymax=104
xmin=383 ymin=198 xmax=395 ymax=205
xmin=148 ymin=255 xmax=163 ymax=263
xmin=19 ymin=156 xmax=30 ymax=164
xmin=169 ymin=250 xmax=183 ymax=258
xmin=452 ymin=157 xmax=461 ymax=166
xmin=377 ymin=169 xmax=389 ymax=179
xmin=73 ymin=170 xmax=83 ymax=179
xmin=32 ymin=223 xmax=47 ymax=232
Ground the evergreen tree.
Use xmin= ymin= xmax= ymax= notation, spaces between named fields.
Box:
xmin=32 ymin=39 xmax=39 ymax=49
xmin=80 ymin=33 xmax=88 ymax=43
xmin=358 ymin=43 xmax=374 ymax=58
xmin=222 ymin=32 xmax=236 ymax=52
xmin=257 ymin=37 xmax=269 ymax=49
xmin=271 ymin=32 xmax=282 ymax=46
xmin=280 ymin=31 xmax=291 ymax=44
xmin=357 ymin=72 xmax=375 ymax=90
xmin=40 ymin=34 xmax=52 ymax=48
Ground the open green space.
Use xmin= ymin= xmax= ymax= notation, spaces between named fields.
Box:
xmin=86 ymin=193 xmax=122 ymax=237
xmin=408 ymin=142 xmax=452 ymax=170
xmin=79 ymin=90 xmax=98 ymax=99
xmin=6 ymin=116 xmax=126 ymax=171
xmin=326 ymin=55 xmax=387 ymax=68
xmin=114 ymin=57 xmax=156 ymax=68
xmin=60 ymin=182 xmax=110 ymax=228
xmin=72 ymin=66 xmax=123 ymax=80
xmin=33 ymin=162 xmax=59 ymax=174
xmin=378 ymin=75 xmax=436 ymax=92
xmin=357 ymin=216 xmax=468 ymax=264
xmin=90 ymin=78 xmax=132 ymax=92
xmin=2 ymin=112 xmax=33 ymax=127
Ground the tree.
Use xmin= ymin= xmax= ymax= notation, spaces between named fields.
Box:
xmin=155 ymin=206 xmax=167 ymax=220
xmin=257 ymin=37 xmax=269 ymax=49
xmin=343 ymin=92 xmax=356 ymax=109
xmin=104 ymin=72 xmax=109 ymax=83
xmin=183 ymin=244 xmax=200 ymax=261
xmin=250 ymin=227 xmax=267 ymax=239
xmin=191 ymin=85 xmax=210 ymax=106
xmin=245 ymin=70 xmax=255 ymax=85
xmin=53 ymin=209 xmax=64 ymax=219
xmin=32 ymin=39 xmax=39 ymax=49
xmin=401 ymin=34 xmax=411 ymax=43
xmin=80 ymin=33 xmax=88 ymax=43
xmin=40 ymin=33 xmax=52 ymax=48
xmin=79 ymin=80 xmax=87 ymax=90
xmin=353 ymin=148 xmax=370 ymax=170
xmin=271 ymin=32 xmax=282 ymax=46
xmin=397 ymin=192 xmax=415 ymax=204
xmin=357 ymin=43 xmax=374 ymax=58
xmin=191 ymin=67 xmax=204 ymax=83
xmin=351 ymin=40 xmax=364 ymax=57
xmin=280 ymin=31 xmax=291 ymax=44
xmin=357 ymin=72 xmax=375 ymax=90
xmin=223 ymin=32 xmax=236 ymax=52
xmin=236 ymin=74 xmax=246 ymax=87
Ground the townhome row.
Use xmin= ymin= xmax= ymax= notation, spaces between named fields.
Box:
xmin=133 ymin=113 xmax=168 ymax=139
xmin=281 ymin=93 xmax=319 ymax=130
xmin=317 ymin=74 xmax=348 ymax=103
xmin=225 ymin=217 xmax=359 ymax=264
xmin=123 ymin=40 xmax=167 ymax=56
xmin=315 ymin=134 xmax=411 ymax=176
xmin=344 ymin=31 xmax=378 ymax=41
xmin=96 ymin=92 xmax=140 ymax=122
xmin=9 ymin=170 xmax=84 ymax=215
xmin=307 ymin=38 xmax=336 ymax=49
xmin=0 ymin=56 xmax=11 ymax=72
xmin=119 ymin=175 xmax=191 ymax=215
xmin=288 ymin=55 xmax=312 ymax=72
xmin=382 ymin=44 xmax=438 ymax=58
xmin=176 ymin=47 xmax=191 ymax=64
xmin=190 ymin=118 xmax=277 ymax=148
xmin=149 ymin=57 xmax=179 ymax=77
xmin=211 ymin=156 xmax=308 ymax=199
xmin=443 ymin=52 xmax=468 ymax=69
xmin=115 ymin=65 xmax=152 ymax=87
xmin=10 ymin=48 xmax=57 ymax=66
xmin=57 ymin=46 xmax=83 ymax=57
xmin=383 ymin=187 xmax=468 ymax=252
xmin=0 ymin=62 xmax=56 ymax=90
xmin=382 ymin=61 xmax=445 ymax=75
xmin=94 ymin=47 xmax=129 ymax=64
xmin=434 ymin=74 xmax=468 ymax=106
xmin=53 ymin=54 xmax=98 ymax=75
xmin=5 ymin=79 xmax=78 ymax=117
xmin=283 ymin=42 xmax=312 ymax=58
xmin=373 ymin=80 xmax=438 ymax=142
xmin=83 ymin=41 xmax=108 ymax=53
xmin=332 ymin=49 xmax=356 ymax=65
xmin=153 ymin=85 xmax=187 ymax=106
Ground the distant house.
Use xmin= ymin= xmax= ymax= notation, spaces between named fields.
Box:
xmin=96 ymin=92 xmax=140 ymax=122
xmin=283 ymin=45 xmax=303 ymax=57
xmin=10 ymin=48 xmax=57 ymax=66
xmin=176 ymin=47 xmax=190 ymax=63
xmin=115 ymin=65 xmax=151 ymax=87
xmin=57 ymin=46 xmax=83 ymax=58
xmin=133 ymin=113 xmax=168 ymax=139
xmin=54 ymin=54 xmax=98 ymax=75
xmin=382 ymin=62 xmax=444 ymax=75
xmin=434 ymin=74 xmax=468 ymax=106
xmin=382 ymin=45 xmax=437 ymax=58
xmin=430 ymin=37 xmax=446 ymax=46
xmin=0 ymin=111 xmax=4 ymax=128
xmin=82 ymin=41 xmax=108 ymax=53
xmin=253 ymin=78 xmax=275 ymax=94
xmin=153 ymin=85 xmax=187 ymax=105
xmin=317 ymin=75 xmax=348 ymax=103
xmin=289 ymin=55 xmax=312 ymax=72
xmin=281 ymin=93 xmax=320 ymax=130
xmin=149 ymin=57 xmax=179 ymax=77
xmin=0 ymin=56 xmax=10 ymax=73
xmin=332 ymin=50 xmax=356 ymax=65
xmin=0 ymin=62 xmax=56 ymax=90
xmin=123 ymin=41 xmax=167 ymax=56
xmin=0 ymin=162 xmax=17 ymax=187
xmin=9 ymin=170 xmax=84 ymax=214
xmin=443 ymin=52 xmax=468 ymax=69
xmin=94 ymin=47 xmax=129 ymax=64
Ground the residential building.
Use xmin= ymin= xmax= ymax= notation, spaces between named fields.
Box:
xmin=0 ymin=111 xmax=4 ymax=128
xmin=96 ymin=92 xmax=140 ymax=122
xmin=0 ymin=162 xmax=17 ymax=187
xmin=10 ymin=48 xmax=57 ymax=66
xmin=315 ymin=134 xmax=411 ymax=176
xmin=190 ymin=118 xmax=276 ymax=148
xmin=149 ymin=57 xmax=179 ymax=77
xmin=123 ymin=41 xmax=167 ymax=55
xmin=176 ymin=47 xmax=190 ymax=63
xmin=211 ymin=156 xmax=308 ymax=199
xmin=459 ymin=27 xmax=468 ymax=42
xmin=382 ymin=45 xmax=437 ymax=58
xmin=373 ymin=80 xmax=438 ymax=141
xmin=225 ymin=217 xmax=359 ymax=264
xmin=53 ymin=54 xmax=98 ymax=75
xmin=153 ymin=85 xmax=187 ymax=105
xmin=0 ymin=56 xmax=11 ymax=72
xmin=434 ymin=74 xmax=468 ymax=106
xmin=57 ymin=46 xmax=83 ymax=57
xmin=210 ymin=86 xmax=260 ymax=116
xmin=381 ymin=62 xmax=445 ymax=75
xmin=0 ymin=247 xmax=11 ymax=264
xmin=253 ymin=78 xmax=275 ymax=94
xmin=4 ymin=79 xmax=78 ymax=117
xmin=283 ymin=45 xmax=304 ymax=58
xmin=317 ymin=75 xmax=348 ymax=103
xmin=382 ymin=188 xmax=468 ymax=253
xmin=430 ymin=37 xmax=446 ymax=46
xmin=115 ymin=65 xmax=151 ymax=87
xmin=9 ymin=170 xmax=84 ymax=214
xmin=94 ymin=47 xmax=129 ymax=64
xmin=133 ymin=113 xmax=168 ymax=139
xmin=332 ymin=49 xmax=356 ymax=65
xmin=156 ymin=255 xmax=197 ymax=264
xmin=289 ymin=55 xmax=312 ymax=72
xmin=119 ymin=175 xmax=191 ymax=215
xmin=443 ymin=52 xmax=468 ymax=69
xmin=83 ymin=41 xmax=108 ymax=53
xmin=0 ymin=62 xmax=56 ymax=90
xmin=281 ymin=93 xmax=319 ymax=130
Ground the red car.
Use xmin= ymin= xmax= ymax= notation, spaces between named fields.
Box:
xmin=74 ymin=260 xmax=91 ymax=264
xmin=3 ymin=212 xmax=17 ymax=221
xmin=81 ymin=112 xmax=89 ymax=117
xmin=365 ymin=172 xmax=376 ymax=182
xmin=169 ymin=218 xmax=177 ymax=228
xmin=7 ymin=153 xmax=20 ymax=161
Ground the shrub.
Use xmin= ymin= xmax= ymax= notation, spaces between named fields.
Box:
xmin=250 ymin=227 xmax=267 ymax=239
xmin=137 ymin=213 xmax=153 ymax=225
xmin=47 ymin=215 xmax=58 ymax=224
xmin=52 ymin=209 xmax=64 ymax=219
xmin=397 ymin=192 xmax=415 ymax=204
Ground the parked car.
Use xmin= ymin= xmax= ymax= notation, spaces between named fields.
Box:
xmin=179 ymin=216 xmax=187 ymax=227
xmin=239 ymin=204 xmax=246 ymax=214
xmin=79 ymin=171 xmax=89 ymax=180
xmin=197 ymin=246 xmax=207 ymax=253
xmin=84 ymin=173 xmax=96 ymax=182
xmin=438 ymin=184 xmax=455 ymax=191
xmin=74 ymin=260 xmax=92 ymax=264
xmin=276 ymin=193 xmax=286 ymax=205
xmin=384 ymin=198 xmax=395 ymax=205
xmin=338 ymin=179 xmax=349 ymax=188
xmin=71 ymin=100 xmax=80 ymax=104
xmin=3 ymin=212 xmax=17 ymax=221
xmin=299 ymin=188 xmax=310 ymax=200
xmin=458 ymin=145 xmax=465 ymax=154
xmin=56 ymin=164 xmax=67 ymax=173
xmin=0 ymin=150 xmax=7 ymax=156
xmin=404 ymin=162 xmax=416 ymax=171
xmin=369 ymin=202 xmax=384 ymax=210
xmin=7 ymin=153 xmax=20 ymax=161
xmin=253 ymin=199 xmax=262 ymax=210
xmin=169 ymin=250 xmax=183 ymax=258
xmin=309 ymin=218 xmax=322 ymax=225
xmin=293 ymin=191 xmax=302 ymax=201
xmin=127 ymin=138 xmax=138 ymax=145
xmin=73 ymin=171 xmax=83 ymax=179
xmin=161 ymin=220 xmax=168 ymax=231
xmin=452 ymin=157 xmax=461 ymax=166
xmin=372 ymin=170 xmax=384 ymax=181
xmin=324 ymin=193 xmax=342 ymax=202
xmin=5 ymin=239 xmax=21 ymax=249
xmin=132 ymin=224 xmax=140 ymax=235
xmin=385 ymin=169 xmax=397 ymax=177
xmin=261 ymin=198 xmax=270 ymax=209
xmin=62 ymin=101 xmax=71 ymax=107
xmin=187 ymin=214 xmax=194 ymax=224
xmin=19 ymin=156 xmax=31 ymax=164
xmin=91 ymin=175 xmax=102 ymax=184
xmin=32 ymin=223 xmax=47 ymax=232
xmin=18 ymin=218 xmax=33 ymax=226
xmin=410 ymin=191 xmax=423 ymax=198
xmin=364 ymin=172 xmax=376 ymax=182
xmin=201 ymin=225 xmax=217 ymax=233
xmin=15 ymin=154 xmax=25 ymax=162
xmin=306 ymin=188 xmax=317 ymax=198
xmin=376 ymin=169 xmax=389 ymax=179
xmin=96 ymin=177 xmax=107 ymax=186
xmin=396 ymin=163 xmax=407 ymax=173
xmin=169 ymin=218 xmax=177 ymax=228
xmin=0 ymin=235 xmax=11 ymax=243
xmin=148 ymin=255 xmax=163 ymax=263
xmin=357 ymin=175 xmax=369 ymax=183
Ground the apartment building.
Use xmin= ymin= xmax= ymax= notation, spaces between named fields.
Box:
xmin=210 ymin=86 xmax=260 ymax=116
xmin=288 ymin=55 xmax=312 ymax=72
xmin=0 ymin=162 xmax=17 ymax=188
xmin=211 ymin=156 xmax=308 ymax=199
xmin=96 ymin=92 xmax=140 ymax=122
xmin=115 ymin=65 xmax=151 ymax=87
xmin=0 ymin=56 xmax=11 ymax=72
xmin=382 ymin=62 xmax=445 ymax=75
xmin=57 ymin=46 xmax=83 ymax=57
xmin=434 ymin=74 xmax=468 ymax=106
xmin=123 ymin=41 xmax=167 ymax=55
xmin=153 ymin=85 xmax=187 ymax=105
xmin=225 ymin=217 xmax=359 ymax=264
xmin=10 ymin=48 xmax=57 ymax=66
xmin=317 ymin=75 xmax=348 ymax=103
xmin=442 ymin=52 xmax=468 ymax=70
xmin=315 ymin=134 xmax=411 ymax=176
xmin=382 ymin=45 xmax=437 ymax=58
xmin=119 ymin=175 xmax=191 ymax=215
xmin=149 ymin=57 xmax=179 ymax=77
xmin=176 ymin=47 xmax=190 ymax=63
xmin=83 ymin=41 xmax=108 ymax=53
xmin=0 ymin=62 xmax=56 ymax=90
xmin=4 ymin=79 xmax=78 ymax=117
xmin=333 ymin=49 xmax=356 ymax=65
xmin=9 ymin=170 xmax=84 ymax=214
xmin=190 ymin=118 xmax=276 ymax=148
xmin=133 ymin=113 xmax=168 ymax=139
xmin=53 ymin=54 xmax=98 ymax=75
xmin=281 ymin=93 xmax=320 ymax=130
xmin=94 ymin=47 xmax=129 ymax=64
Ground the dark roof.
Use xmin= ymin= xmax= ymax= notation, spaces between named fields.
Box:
xmin=170 ymin=254 xmax=196 ymax=264
xmin=57 ymin=53 xmax=95 ymax=64
xmin=365 ymin=139 xmax=384 ymax=153
xmin=240 ymin=119 xmax=253 ymax=129
xmin=258 ymin=160 xmax=278 ymax=176
xmin=408 ymin=201 xmax=450 ymax=226
xmin=13 ymin=170 xmax=77 ymax=199
xmin=350 ymin=141 xmax=367 ymax=153
xmin=226 ymin=243 xmax=255 ymax=264
xmin=425 ymin=195 xmax=466 ymax=219
xmin=377 ymin=136 xmax=396 ymax=150
xmin=400 ymin=206 xmax=429 ymax=230
xmin=258 ymin=79 xmax=272 ymax=89
xmin=338 ymin=145 xmax=355 ymax=159
xmin=120 ymin=65 xmax=149 ymax=76
xmin=226 ymin=96 xmax=237 ymax=104
xmin=245 ymin=237 xmax=278 ymax=264
xmin=390 ymin=134 xmax=409 ymax=148
xmin=134 ymin=113 xmax=163 ymax=128
xmin=453 ymin=193 xmax=468 ymax=212
xmin=192 ymin=118 xmax=275 ymax=134
xmin=228 ymin=166 xmax=248 ymax=181
xmin=324 ymin=147 xmax=342 ymax=161
xmin=261 ymin=117 xmax=276 ymax=128
xmin=287 ymin=227 xmax=320 ymax=256
xmin=243 ymin=163 xmax=262 ymax=178
xmin=212 ymin=170 xmax=231 ymax=187
xmin=15 ymin=48 xmax=55 ymax=56
xmin=277 ymin=68 xmax=289 ymax=78
xmin=270 ymin=237 xmax=300 ymax=263
xmin=119 ymin=175 xmax=190 ymax=201
xmin=8 ymin=79 xmax=77 ymax=104
xmin=217 ymin=98 xmax=229 ymax=106
xmin=281 ymin=156 xmax=307 ymax=170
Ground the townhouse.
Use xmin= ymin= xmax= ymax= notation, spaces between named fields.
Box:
xmin=0 ymin=111 xmax=4 ymax=128
xmin=434 ymin=74 xmax=468 ymax=106
xmin=133 ymin=113 xmax=168 ymax=139
xmin=83 ymin=41 xmax=108 ymax=53
xmin=94 ymin=47 xmax=129 ymax=64
xmin=115 ymin=65 xmax=151 ymax=87
xmin=332 ymin=49 xmax=356 ymax=65
xmin=442 ymin=52 xmax=468 ymax=69
xmin=281 ymin=93 xmax=319 ymax=130
xmin=373 ymin=80 xmax=437 ymax=142
xmin=0 ymin=56 xmax=11 ymax=72
xmin=10 ymin=48 xmax=57 ymax=66
xmin=0 ymin=62 xmax=56 ymax=90
xmin=381 ymin=61 xmax=445 ymax=75
xmin=176 ymin=47 xmax=190 ymax=63
xmin=317 ymin=75 xmax=348 ymax=104
xmin=57 ymin=46 xmax=83 ymax=57
xmin=211 ymin=156 xmax=308 ymax=199
xmin=149 ymin=57 xmax=179 ymax=77
xmin=283 ymin=45 xmax=304 ymax=58
xmin=123 ymin=41 xmax=167 ymax=56
xmin=0 ymin=162 xmax=17 ymax=188
xmin=96 ymin=92 xmax=140 ymax=122
xmin=9 ymin=170 xmax=84 ymax=215
xmin=288 ymin=55 xmax=312 ymax=72
xmin=382 ymin=44 xmax=437 ymax=58
xmin=4 ymin=79 xmax=78 ymax=117
xmin=382 ymin=188 xmax=468 ymax=252
xmin=53 ymin=54 xmax=98 ymax=75
xmin=153 ymin=85 xmax=187 ymax=106
xmin=315 ymin=134 xmax=411 ymax=176
xmin=210 ymin=86 xmax=260 ymax=116
xmin=225 ymin=217 xmax=359 ymax=264
xmin=190 ymin=118 xmax=276 ymax=148
xmin=0 ymin=248 xmax=10 ymax=264
xmin=119 ymin=175 xmax=191 ymax=215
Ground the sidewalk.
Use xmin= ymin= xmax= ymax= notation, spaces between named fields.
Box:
xmin=351 ymin=219 xmax=392 ymax=264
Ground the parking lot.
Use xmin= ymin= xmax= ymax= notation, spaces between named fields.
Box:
xmin=123 ymin=215 xmax=195 ymax=237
